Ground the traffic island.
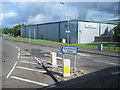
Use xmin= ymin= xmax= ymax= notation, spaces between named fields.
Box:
xmin=43 ymin=62 xmax=86 ymax=82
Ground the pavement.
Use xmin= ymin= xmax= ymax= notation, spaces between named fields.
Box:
xmin=41 ymin=66 xmax=120 ymax=89
xmin=2 ymin=37 xmax=120 ymax=89
xmin=6 ymin=37 xmax=120 ymax=58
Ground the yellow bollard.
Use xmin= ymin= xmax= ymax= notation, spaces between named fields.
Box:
xmin=63 ymin=59 xmax=70 ymax=77
xmin=50 ymin=52 xmax=57 ymax=66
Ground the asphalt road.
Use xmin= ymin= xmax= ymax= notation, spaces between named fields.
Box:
xmin=1 ymin=37 xmax=120 ymax=89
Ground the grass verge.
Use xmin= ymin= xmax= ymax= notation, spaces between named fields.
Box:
xmin=10 ymin=36 xmax=119 ymax=52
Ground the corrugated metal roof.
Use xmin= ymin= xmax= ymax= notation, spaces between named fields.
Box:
xmin=23 ymin=19 xmax=116 ymax=27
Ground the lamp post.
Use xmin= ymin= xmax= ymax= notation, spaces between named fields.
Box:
xmin=60 ymin=2 xmax=70 ymax=46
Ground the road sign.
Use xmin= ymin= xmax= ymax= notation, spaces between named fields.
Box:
xmin=59 ymin=46 xmax=77 ymax=54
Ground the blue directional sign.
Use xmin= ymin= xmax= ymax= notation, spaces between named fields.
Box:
xmin=59 ymin=46 xmax=78 ymax=54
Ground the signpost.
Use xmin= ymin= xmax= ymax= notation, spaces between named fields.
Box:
xmin=60 ymin=46 xmax=78 ymax=73
xmin=59 ymin=46 xmax=77 ymax=54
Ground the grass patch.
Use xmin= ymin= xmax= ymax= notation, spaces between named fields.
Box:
xmin=10 ymin=37 xmax=119 ymax=52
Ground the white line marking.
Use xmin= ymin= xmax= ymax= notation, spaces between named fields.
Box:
xmin=44 ymin=54 xmax=50 ymax=57
xmin=9 ymin=43 xmax=20 ymax=51
xmin=18 ymin=48 xmax=20 ymax=51
xmin=18 ymin=52 xmax=20 ymax=58
xmin=93 ymin=59 xmax=117 ymax=65
xmin=24 ymin=51 xmax=31 ymax=55
xmin=6 ymin=62 xmax=17 ymax=79
xmin=20 ymin=56 xmax=31 ymax=59
xmin=34 ymin=57 xmax=42 ymax=65
xmin=77 ymin=53 xmax=90 ymax=56
xmin=38 ymin=58 xmax=51 ymax=63
xmin=20 ymin=61 xmax=37 ymax=65
xmin=57 ymin=57 xmax=63 ymax=60
xmin=20 ymin=54 xmax=28 ymax=55
xmin=11 ymin=76 xmax=49 ymax=86
xmin=16 ymin=66 xmax=46 ymax=73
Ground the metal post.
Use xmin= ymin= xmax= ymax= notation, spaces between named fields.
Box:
xmin=29 ymin=29 xmax=30 ymax=42
xmin=67 ymin=19 xmax=69 ymax=46
xmin=34 ymin=29 xmax=35 ymax=42
xmin=59 ymin=2 xmax=70 ymax=46
xmin=21 ymin=25 xmax=22 ymax=40
xmin=74 ymin=54 xmax=76 ymax=73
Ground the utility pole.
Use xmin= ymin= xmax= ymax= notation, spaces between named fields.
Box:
xmin=60 ymin=2 xmax=70 ymax=46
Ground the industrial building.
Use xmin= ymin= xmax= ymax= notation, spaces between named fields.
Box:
xmin=21 ymin=19 xmax=116 ymax=43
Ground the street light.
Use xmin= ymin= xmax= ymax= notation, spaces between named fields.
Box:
xmin=60 ymin=2 xmax=70 ymax=46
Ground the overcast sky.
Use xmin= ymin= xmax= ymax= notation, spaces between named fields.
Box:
xmin=0 ymin=0 xmax=119 ymax=28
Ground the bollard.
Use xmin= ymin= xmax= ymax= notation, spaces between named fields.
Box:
xmin=63 ymin=59 xmax=70 ymax=77
xmin=98 ymin=44 xmax=103 ymax=51
xmin=62 ymin=38 xmax=66 ymax=44
xmin=50 ymin=52 xmax=57 ymax=66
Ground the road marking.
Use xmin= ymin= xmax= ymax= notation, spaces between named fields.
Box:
xmin=38 ymin=58 xmax=51 ymax=63
xmin=20 ymin=56 xmax=31 ymax=59
xmin=18 ymin=52 xmax=20 ymax=58
xmin=93 ymin=59 xmax=117 ymax=65
xmin=6 ymin=62 xmax=17 ymax=79
xmin=34 ymin=57 xmax=43 ymax=65
xmin=77 ymin=53 xmax=90 ymax=56
xmin=44 ymin=54 xmax=63 ymax=60
xmin=20 ymin=61 xmax=37 ymax=65
xmin=17 ymin=47 xmax=20 ymax=51
xmin=24 ymin=51 xmax=31 ymax=55
xmin=11 ymin=76 xmax=49 ymax=86
xmin=9 ymin=43 xmax=20 ymax=51
xmin=57 ymin=57 xmax=63 ymax=60
xmin=16 ymin=66 xmax=46 ymax=73
xmin=44 ymin=54 xmax=50 ymax=57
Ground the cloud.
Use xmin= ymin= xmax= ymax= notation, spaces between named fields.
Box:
xmin=1 ymin=2 xmax=118 ymax=28
xmin=86 ymin=9 xmax=115 ymax=21
xmin=3 ymin=11 xmax=17 ymax=17
xmin=28 ymin=14 xmax=47 ymax=24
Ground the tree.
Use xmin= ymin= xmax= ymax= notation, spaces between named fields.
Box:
xmin=112 ymin=23 xmax=120 ymax=42
xmin=4 ymin=28 xmax=9 ymax=34
xmin=9 ymin=28 xmax=13 ymax=34
xmin=13 ymin=24 xmax=25 ymax=36
xmin=0 ymin=28 xmax=3 ymax=34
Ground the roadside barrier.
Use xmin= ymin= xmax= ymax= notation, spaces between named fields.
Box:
xmin=50 ymin=52 xmax=57 ymax=66
xmin=63 ymin=59 xmax=70 ymax=77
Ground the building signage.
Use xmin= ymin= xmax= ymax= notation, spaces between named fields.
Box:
xmin=85 ymin=23 xmax=96 ymax=28
xmin=59 ymin=46 xmax=77 ymax=54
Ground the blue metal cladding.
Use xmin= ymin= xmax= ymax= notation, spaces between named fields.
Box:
xmin=47 ymin=23 xmax=59 ymax=42
xmin=38 ymin=24 xmax=47 ymax=40
xmin=21 ymin=19 xmax=116 ymax=44
xmin=21 ymin=26 xmax=26 ymax=38
xmin=22 ymin=20 xmax=78 ymax=43
xmin=60 ymin=20 xmax=78 ymax=43
xmin=37 ymin=23 xmax=59 ymax=42
xmin=28 ymin=25 xmax=37 ymax=39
